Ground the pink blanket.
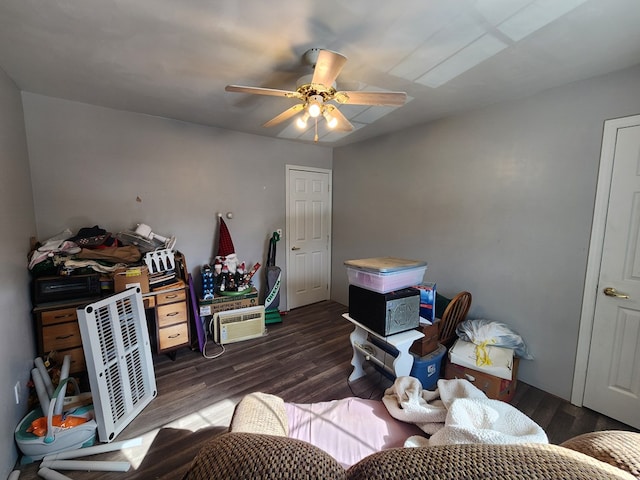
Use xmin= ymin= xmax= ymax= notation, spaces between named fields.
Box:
xmin=285 ymin=397 xmax=424 ymax=468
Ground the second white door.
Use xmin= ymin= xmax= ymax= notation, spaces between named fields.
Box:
xmin=582 ymin=117 xmax=640 ymax=429
xmin=286 ymin=166 xmax=332 ymax=310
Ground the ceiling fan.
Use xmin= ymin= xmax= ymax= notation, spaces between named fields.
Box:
xmin=225 ymin=48 xmax=407 ymax=141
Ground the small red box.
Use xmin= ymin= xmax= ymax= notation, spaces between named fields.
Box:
xmin=410 ymin=322 xmax=440 ymax=356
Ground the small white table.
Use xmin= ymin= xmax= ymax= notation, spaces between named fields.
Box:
xmin=343 ymin=313 xmax=423 ymax=381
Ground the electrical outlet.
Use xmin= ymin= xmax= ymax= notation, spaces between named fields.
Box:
xmin=276 ymin=228 xmax=282 ymax=237
xmin=14 ymin=381 xmax=20 ymax=405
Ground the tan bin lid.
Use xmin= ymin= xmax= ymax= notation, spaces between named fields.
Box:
xmin=344 ymin=257 xmax=427 ymax=273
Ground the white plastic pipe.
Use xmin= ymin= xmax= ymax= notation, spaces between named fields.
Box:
xmin=31 ymin=368 xmax=50 ymax=414
xmin=37 ymin=468 xmax=72 ymax=480
xmin=53 ymin=355 xmax=71 ymax=416
xmin=40 ymin=460 xmax=131 ymax=472
xmin=7 ymin=470 xmax=20 ymax=480
xmin=43 ymin=436 xmax=143 ymax=461
xmin=34 ymin=357 xmax=54 ymax=398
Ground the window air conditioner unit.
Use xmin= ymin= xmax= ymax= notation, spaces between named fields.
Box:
xmin=213 ymin=305 xmax=265 ymax=344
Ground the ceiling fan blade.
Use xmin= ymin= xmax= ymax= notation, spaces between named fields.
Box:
xmin=225 ymin=85 xmax=301 ymax=99
xmin=334 ymin=90 xmax=407 ymax=106
xmin=263 ymin=104 xmax=305 ymax=128
xmin=311 ymin=50 xmax=347 ymax=88
xmin=325 ymin=105 xmax=353 ymax=132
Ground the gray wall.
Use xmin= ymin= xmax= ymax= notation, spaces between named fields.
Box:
xmin=0 ymin=68 xmax=37 ymax=476
xmin=332 ymin=64 xmax=640 ymax=400
xmin=22 ymin=93 xmax=333 ymax=309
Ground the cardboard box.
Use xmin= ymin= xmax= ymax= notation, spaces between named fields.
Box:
xmin=449 ymin=339 xmax=515 ymax=380
xmin=199 ymin=288 xmax=259 ymax=316
xmin=114 ymin=266 xmax=149 ymax=293
xmin=410 ymin=321 xmax=440 ymax=356
xmin=445 ymin=357 xmax=519 ymax=402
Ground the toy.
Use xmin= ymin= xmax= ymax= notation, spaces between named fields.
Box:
xmin=15 ymin=378 xmax=97 ymax=463
xmin=210 ymin=216 xmax=258 ymax=294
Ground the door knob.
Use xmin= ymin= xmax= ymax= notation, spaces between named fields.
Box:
xmin=291 ymin=246 xmax=300 ymax=251
xmin=603 ymin=287 xmax=630 ymax=299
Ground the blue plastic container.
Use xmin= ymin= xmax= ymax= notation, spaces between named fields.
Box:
xmin=410 ymin=344 xmax=446 ymax=390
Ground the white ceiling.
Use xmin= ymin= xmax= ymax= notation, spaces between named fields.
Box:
xmin=1 ymin=0 xmax=639 ymax=146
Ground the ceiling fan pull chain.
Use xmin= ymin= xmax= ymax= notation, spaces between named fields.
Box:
xmin=314 ymin=117 xmax=319 ymax=143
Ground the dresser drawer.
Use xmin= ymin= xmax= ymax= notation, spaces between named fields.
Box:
xmin=156 ymin=289 xmax=187 ymax=306
xmin=40 ymin=307 xmax=78 ymax=326
xmin=64 ymin=347 xmax=87 ymax=374
xmin=42 ymin=322 xmax=82 ymax=351
xmin=156 ymin=301 xmax=188 ymax=327
xmin=158 ymin=323 xmax=189 ymax=351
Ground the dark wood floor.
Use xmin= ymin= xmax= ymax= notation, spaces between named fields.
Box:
xmin=15 ymin=300 xmax=638 ymax=479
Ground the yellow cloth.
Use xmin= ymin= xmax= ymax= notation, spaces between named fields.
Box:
xmin=475 ymin=340 xmax=495 ymax=367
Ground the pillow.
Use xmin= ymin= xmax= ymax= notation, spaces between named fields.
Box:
xmin=182 ymin=432 xmax=346 ymax=480
xmin=229 ymin=392 xmax=288 ymax=436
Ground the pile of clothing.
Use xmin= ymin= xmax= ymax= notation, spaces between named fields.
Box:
xmin=28 ymin=226 xmax=143 ymax=276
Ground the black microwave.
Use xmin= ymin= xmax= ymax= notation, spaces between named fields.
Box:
xmin=32 ymin=273 xmax=101 ymax=305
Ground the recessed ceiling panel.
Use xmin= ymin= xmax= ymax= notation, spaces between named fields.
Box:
xmin=389 ymin=12 xmax=486 ymax=82
xmin=497 ymin=0 xmax=589 ymax=42
xmin=416 ymin=34 xmax=508 ymax=88
xmin=352 ymin=105 xmax=397 ymax=124
xmin=474 ymin=0 xmax=535 ymax=26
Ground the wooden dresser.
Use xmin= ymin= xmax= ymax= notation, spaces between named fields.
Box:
xmin=147 ymin=282 xmax=190 ymax=354
xmin=33 ymin=299 xmax=96 ymax=374
xmin=32 ymin=251 xmax=193 ymax=371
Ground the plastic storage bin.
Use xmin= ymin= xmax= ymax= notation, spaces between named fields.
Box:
xmin=345 ymin=257 xmax=427 ymax=294
xmin=410 ymin=344 xmax=446 ymax=390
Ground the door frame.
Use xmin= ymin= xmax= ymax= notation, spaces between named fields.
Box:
xmin=571 ymin=114 xmax=640 ymax=406
xmin=284 ymin=164 xmax=333 ymax=311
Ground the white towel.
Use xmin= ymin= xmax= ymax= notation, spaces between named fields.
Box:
xmin=382 ymin=376 xmax=548 ymax=446
xmin=381 ymin=376 xmax=447 ymax=434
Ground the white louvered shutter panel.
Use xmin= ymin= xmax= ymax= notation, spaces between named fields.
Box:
xmin=77 ymin=288 xmax=157 ymax=442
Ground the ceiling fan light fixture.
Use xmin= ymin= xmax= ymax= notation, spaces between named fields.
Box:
xmin=296 ymin=111 xmax=310 ymax=129
xmin=323 ymin=109 xmax=338 ymax=129
xmin=308 ymin=95 xmax=323 ymax=118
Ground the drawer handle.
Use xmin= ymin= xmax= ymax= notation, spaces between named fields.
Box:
xmin=168 ymin=333 xmax=181 ymax=339
xmin=165 ymin=294 xmax=178 ymax=299
xmin=54 ymin=313 xmax=74 ymax=320
xmin=55 ymin=334 xmax=74 ymax=340
xmin=167 ymin=312 xmax=179 ymax=317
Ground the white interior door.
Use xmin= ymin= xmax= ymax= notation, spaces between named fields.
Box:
xmin=577 ymin=116 xmax=640 ymax=429
xmin=285 ymin=166 xmax=331 ymax=310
